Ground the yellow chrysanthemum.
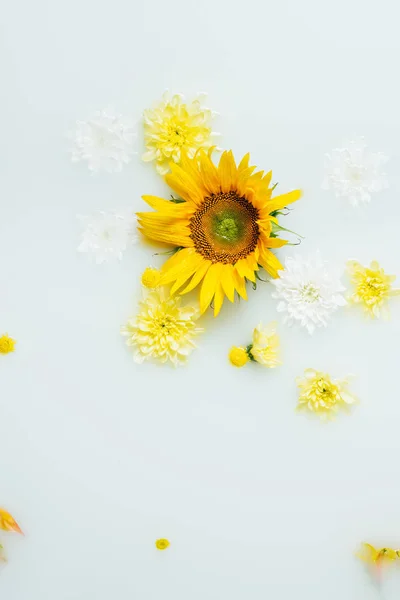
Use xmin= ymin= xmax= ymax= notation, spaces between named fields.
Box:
xmin=347 ymin=260 xmax=400 ymax=318
xmin=138 ymin=149 xmax=302 ymax=316
xmin=155 ymin=538 xmax=170 ymax=550
xmin=249 ymin=322 xmax=281 ymax=367
xmin=143 ymin=92 xmax=216 ymax=175
xmin=296 ymin=368 xmax=358 ymax=420
xmin=121 ymin=289 xmax=203 ymax=366
xmin=141 ymin=267 xmax=161 ymax=289
xmin=229 ymin=346 xmax=248 ymax=368
xmin=0 ymin=334 xmax=16 ymax=355
xmin=357 ymin=543 xmax=399 ymax=565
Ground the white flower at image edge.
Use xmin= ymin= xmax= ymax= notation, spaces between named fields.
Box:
xmin=78 ymin=210 xmax=138 ymax=264
xmin=271 ymin=254 xmax=346 ymax=334
xmin=70 ymin=109 xmax=136 ymax=173
xmin=322 ymin=137 xmax=388 ymax=207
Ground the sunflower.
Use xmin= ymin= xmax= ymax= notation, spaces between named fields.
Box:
xmin=137 ymin=150 xmax=302 ymax=316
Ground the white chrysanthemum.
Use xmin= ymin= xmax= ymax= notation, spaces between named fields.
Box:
xmin=70 ymin=109 xmax=136 ymax=173
xmin=78 ymin=210 xmax=137 ymax=264
xmin=271 ymin=254 xmax=346 ymax=334
xmin=121 ymin=289 xmax=203 ymax=366
xmin=322 ymin=137 xmax=388 ymax=207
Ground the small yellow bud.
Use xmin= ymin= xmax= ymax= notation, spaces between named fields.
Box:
xmin=141 ymin=267 xmax=161 ymax=289
xmin=0 ymin=334 xmax=16 ymax=355
xmin=228 ymin=346 xmax=248 ymax=368
xmin=155 ymin=538 xmax=170 ymax=550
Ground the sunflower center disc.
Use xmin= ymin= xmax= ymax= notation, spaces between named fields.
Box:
xmin=190 ymin=191 xmax=260 ymax=264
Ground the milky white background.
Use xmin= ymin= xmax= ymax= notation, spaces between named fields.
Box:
xmin=1 ymin=0 xmax=400 ymax=598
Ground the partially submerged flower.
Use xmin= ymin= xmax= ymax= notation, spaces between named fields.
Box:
xmin=70 ymin=108 xmax=136 ymax=173
xmin=271 ymin=254 xmax=346 ymax=334
xmin=296 ymin=368 xmax=358 ymax=420
xmin=0 ymin=334 xmax=16 ymax=355
xmin=138 ymin=150 xmax=302 ymax=316
xmin=155 ymin=538 xmax=170 ymax=550
xmin=143 ymin=91 xmax=217 ymax=174
xmin=141 ymin=267 xmax=161 ymax=289
xmin=347 ymin=260 xmax=400 ymax=318
xmin=121 ymin=289 xmax=203 ymax=366
xmin=0 ymin=509 xmax=23 ymax=535
xmin=78 ymin=210 xmax=137 ymax=264
xmin=322 ymin=137 xmax=388 ymax=207
xmin=229 ymin=322 xmax=281 ymax=368
xmin=357 ymin=543 xmax=400 ymax=580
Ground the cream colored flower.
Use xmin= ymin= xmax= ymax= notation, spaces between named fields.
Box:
xmin=347 ymin=260 xmax=400 ymax=318
xmin=121 ymin=289 xmax=203 ymax=366
xmin=249 ymin=322 xmax=281 ymax=367
xmin=296 ymin=368 xmax=358 ymax=420
xmin=142 ymin=91 xmax=218 ymax=174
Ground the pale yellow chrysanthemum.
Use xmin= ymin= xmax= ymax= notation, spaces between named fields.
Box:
xmin=142 ymin=91 xmax=217 ymax=175
xmin=296 ymin=368 xmax=358 ymax=420
xmin=347 ymin=259 xmax=400 ymax=318
xmin=141 ymin=267 xmax=161 ymax=289
xmin=0 ymin=334 xmax=16 ymax=355
xmin=155 ymin=538 xmax=170 ymax=550
xmin=228 ymin=346 xmax=248 ymax=368
xmin=121 ymin=289 xmax=203 ymax=366
xmin=249 ymin=322 xmax=281 ymax=367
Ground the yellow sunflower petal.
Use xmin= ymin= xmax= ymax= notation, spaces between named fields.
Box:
xmin=165 ymin=163 xmax=204 ymax=205
xmin=232 ymin=268 xmax=248 ymax=300
xmin=160 ymin=248 xmax=197 ymax=282
xmin=264 ymin=237 xmax=288 ymax=248
xmin=198 ymin=150 xmax=220 ymax=194
xmin=180 ymin=258 xmax=212 ymax=294
xmin=258 ymin=245 xmax=284 ymax=278
xmin=218 ymin=151 xmax=237 ymax=193
xmin=235 ymin=258 xmax=256 ymax=282
xmin=169 ymin=253 xmax=205 ymax=294
xmin=200 ymin=263 xmax=224 ymax=313
xmin=220 ymin=264 xmax=236 ymax=302
xmin=213 ymin=283 xmax=225 ymax=316
xmin=267 ymin=189 xmax=302 ymax=214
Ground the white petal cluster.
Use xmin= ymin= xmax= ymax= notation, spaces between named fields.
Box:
xmin=322 ymin=137 xmax=388 ymax=207
xmin=78 ymin=210 xmax=137 ymax=264
xmin=70 ymin=109 xmax=136 ymax=173
xmin=271 ymin=254 xmax=346 ymax=334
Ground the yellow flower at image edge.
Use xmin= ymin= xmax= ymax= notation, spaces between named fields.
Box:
xmin=138 ymin=149 xmax=302 ymax=316
xmin=357 ymin=542 xmax=399 ymax=566
xmin=296 ymin=368 xmax=358 ymax=420
xmin=0 ymin=508 xmax=23 ymax=534
xmin=121 ymin=289 xmax=203 ymax=366
xmin=141 ymin=267 xmax=161 ymax=289
xmin=0 ymin=334 xmax=16 ymax=355
xmin=347 ymin=259 xmax=400 ymax=318
xmin=155 ymin=538 xmax=170 ymax=550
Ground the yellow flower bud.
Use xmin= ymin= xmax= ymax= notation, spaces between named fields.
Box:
xmin=155 ymin=538 xmax=170 ymax=550
xmin=228 ymin=346 xmax=248 ymax=368
xmin=0 ymin=334 xmax=16 ymax=355
xmin=141 ymin=267 xmax=161 ymax=289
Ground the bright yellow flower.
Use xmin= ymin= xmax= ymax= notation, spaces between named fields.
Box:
xmin=347 ymin=260 xmax=400 ymax=318
xmin=296 ymin=368 xmax=358 ymax=420
xmin=0 ymin=508 xmax=23 ymax=534
xmin=138 ymin=149 xmax=302 ymax=316
xmin=121 ymin=289 xmax=203 ymax=366
xmin=141 ymin=267 xmax=161 ymax=289
xmin=143 ymin=92 xmax=216 ymax=175
xmin=229 ymin=346 xmax=248 ymax=368
xmin=155 ymin=538 xmax=170 ymax=550
xmin=0 ymin=544 xmax=6 ymax=562
xmin=357 ymin=543 xmax=399 ymax=565
xmin=0 ymin=334 xmax=16 ymax=355
xmin=249 ymin=322 xmax=281 ymax=367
